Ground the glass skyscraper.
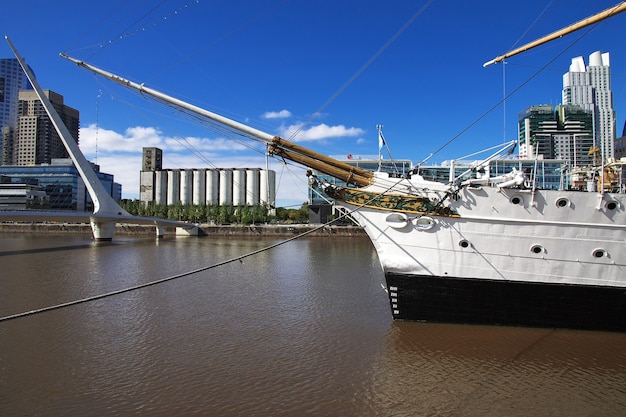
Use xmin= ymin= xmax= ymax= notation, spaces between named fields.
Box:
xmin=0 ymin=58 xmax=33 ymax=165
xmin=562 ymin=51 xmax=616 ymax=161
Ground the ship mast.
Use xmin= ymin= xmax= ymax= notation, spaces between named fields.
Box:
xmin=483 ymin=2 xmax=626 ymax=67
xmin=60 ymin=54 xmax=374 ymax=187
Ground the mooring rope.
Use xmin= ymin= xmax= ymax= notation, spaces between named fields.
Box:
xmin=0 ymin=179 xmax=405 ymax=323
xmin=0 ymin=223 xmax=328 ymax=323
xmin=0 ymin=174 xmax=412 ymax=323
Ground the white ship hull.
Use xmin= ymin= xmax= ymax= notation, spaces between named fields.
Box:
xmin=336 ymin=176 xmax=626 ymax=330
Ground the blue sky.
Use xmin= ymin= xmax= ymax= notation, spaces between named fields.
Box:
xmin=2 ymin=0 xmax=625 ymax=207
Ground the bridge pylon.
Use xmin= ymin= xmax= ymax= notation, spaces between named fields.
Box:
xmin=6 ymin=36 xmax=197 ymax=240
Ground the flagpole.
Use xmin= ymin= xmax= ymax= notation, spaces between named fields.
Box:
xmin=377 ymin=124 xmax=384 ymax=171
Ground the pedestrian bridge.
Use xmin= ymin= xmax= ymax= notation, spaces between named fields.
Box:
xmin=2 ymin=36 xmax=197 ymax=240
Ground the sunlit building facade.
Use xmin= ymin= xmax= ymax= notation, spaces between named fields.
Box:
xmin=562 ymin=50 xmax=616 ymax=161
xmin=0 ymin=58 xmax=33 ymax=165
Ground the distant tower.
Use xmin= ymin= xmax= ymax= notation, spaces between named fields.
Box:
xmin=562 ymin=51 xmax=616 ymax=161
xmin=10 ymin=89 xmax=79 ymax=165
xmin=139 ymin=147 xmax=163 ymax=203
xmin=0 ymin=58 xmax=33 ymax=165
xmin=142 ymin=147 xmax=162 ymax=171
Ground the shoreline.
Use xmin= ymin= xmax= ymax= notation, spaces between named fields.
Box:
xmin=0 ymin=222 xmax=366 ymax=238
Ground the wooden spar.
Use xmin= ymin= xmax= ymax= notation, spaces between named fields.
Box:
xmin=270 ymin=138 xmax=373 ymax=181
xmin=483 ymin=2 xmax=626 ymax=67
xmin=60 ymin=53 xmax=374 ymax=187
xmin=270 ymin=147 xmax=372 ymax=186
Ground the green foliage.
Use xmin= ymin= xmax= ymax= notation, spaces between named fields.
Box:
xmin=119 ymin=200 xmax=310 ymax=225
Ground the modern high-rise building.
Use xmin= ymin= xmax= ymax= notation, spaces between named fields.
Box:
xmin=518 ymin=104 xmax=594 ymax=168
xmin=562 ymin=50 xmax=616 ymax=161
xmin=0 ymin=58 xmax=33 ymax=165
xmin=518 ymin=105 xmax=556 ymax=159
xmin=5 ymin=89 xmax=79 ymax=165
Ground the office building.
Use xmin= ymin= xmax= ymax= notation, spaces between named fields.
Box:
xmin=1 ymin=58 xmax=33 ymax=165
xmin=562 ymin=50 xmax=616 ymax=161
xmin=3 ymin=89 xmax=79 ymax=166
xmin=518 ymin=104 xmax=594 ymax=168
xmin=0 ymin=158 xmax=121 ymax=211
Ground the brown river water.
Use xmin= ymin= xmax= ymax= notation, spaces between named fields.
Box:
xmin=1 ymin=233 xmax=625 ymax=416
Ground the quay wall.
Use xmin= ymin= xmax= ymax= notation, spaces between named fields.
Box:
xmin=0 ymin=222 xmax=366 ymax=238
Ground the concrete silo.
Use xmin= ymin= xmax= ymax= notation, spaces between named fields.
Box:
xmin=180 ymin=169 xmax=193 ymax=205
xmin=193 ymin=169 xmax=206 ymax=205
xmin=206 ymin=169 xmax=219 ymax=205
xmin=232 ymin=169 xmax=247 ymax=206
xmin=167 ymin=170 xmax=180 ymax=205
xmin=155 ymin=170 xmax=168 ymax=205
xmin=219 ymin=169 xmax=233 ymax=206
xmin=246 ymin=168 xmax=260 ymax=206
xmin=259 ymin=169 xmax=276 ymax=210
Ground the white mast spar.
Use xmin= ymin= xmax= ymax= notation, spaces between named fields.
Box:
xmin=483 ymin=2 xmax=626 ymax=67
xmin=60 ymin=53 xmax=375 ymax=187
xmin=60 ymin=53 xmax=275 ymax=143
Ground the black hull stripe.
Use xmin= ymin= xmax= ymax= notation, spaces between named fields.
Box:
xmin=386 ymin=273 xmax=626 ymax=332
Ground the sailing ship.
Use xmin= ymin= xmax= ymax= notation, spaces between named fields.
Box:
xmin=61 ymin=3 xmax=626 ymax=331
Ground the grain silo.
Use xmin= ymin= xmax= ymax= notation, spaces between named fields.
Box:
xmin=219 ymin=169 xmax=233 ymax=206
xmin=206 ymin=169 xmax=219 ymax=205
xmin=259 ymin=169 xmax=276 ymax=209
xmin=192 ymin=169 xmax=206 ymax=205
xmin=246 ymin=168 xmax=260 ymax=206
xmin=155 ymin=170 xmax=168 ymax=205
xmin=232 ymin=169 xmax=247 ymax=206
xmin=180 ymin=169 xmax=193 ymax=205
xmin=167 ymin=170 xmax=180 ymax=205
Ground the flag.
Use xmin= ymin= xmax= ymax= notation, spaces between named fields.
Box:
xmin=378 ymin=130 xmax=386 ymax=151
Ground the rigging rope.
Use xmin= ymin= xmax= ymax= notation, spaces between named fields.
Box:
xmin=289 ymin=0 xmax=434 ymax=141
xmin=416 ymin=21 xmax=600 ymax=168
xmin=69 ymin=0 xmax=200 ymax=60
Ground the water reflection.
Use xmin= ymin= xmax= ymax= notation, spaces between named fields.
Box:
xmin=371 ymin=322 xmax=626 ymax=416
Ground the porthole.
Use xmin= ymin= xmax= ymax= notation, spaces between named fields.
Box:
xmin=458 ymin=239 xmax=470 ymax=248
xmin=592 ymin=248 xmax=607 ymax=258
xmin=530 ymin=244 xmax=544 ymax=254
xmin=555 ymin=198 xmax=570 ymax=208
xmin=385 ymin=212 xmax=409 ymax=229
xmin=415 ymin=216 xmax=435 ymax=230
xmin=605 ymin=200 xmax=619 ymax=211
xmin=510 ymin=195 xmax=523 ymax=205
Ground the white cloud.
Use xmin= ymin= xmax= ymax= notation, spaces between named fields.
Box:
xmin=262 ymin=109 xmax=292 ymax=119
xmin=278 ymin=123 xmax=365 ymax=142
xmin=80 ymin=124 xmax=249 ymax=155
xmin=78 ymin=124 xmax=309 ymax=206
